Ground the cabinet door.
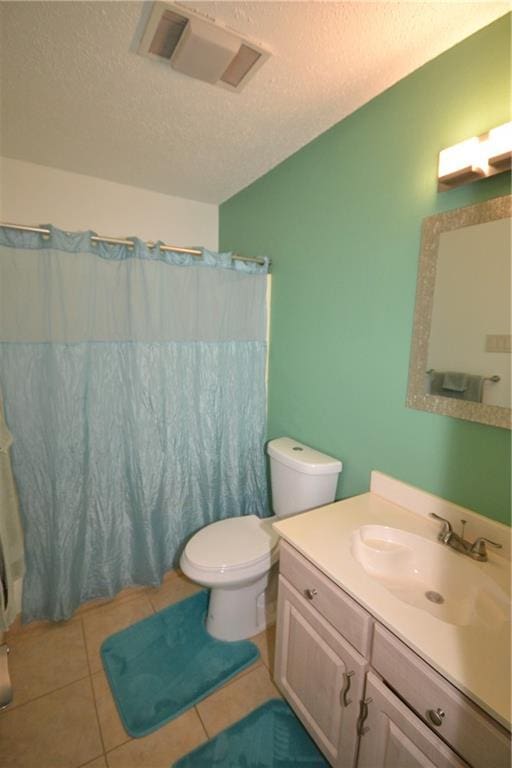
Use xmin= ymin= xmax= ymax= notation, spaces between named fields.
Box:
xmin=275 ymin=575 xmax=367 ymax=768
xmin=357 ymin=673 xmax=469 ymax=768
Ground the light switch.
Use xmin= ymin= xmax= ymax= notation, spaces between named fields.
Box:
xmin=485 ymin=334 xmax=512 ymax=353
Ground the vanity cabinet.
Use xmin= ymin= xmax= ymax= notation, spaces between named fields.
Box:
xmin=274 ymin=541 xmax=511 ymax=768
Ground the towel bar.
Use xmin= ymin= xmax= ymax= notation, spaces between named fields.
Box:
xmin=426 ymin=370 xmax=500 ymax=383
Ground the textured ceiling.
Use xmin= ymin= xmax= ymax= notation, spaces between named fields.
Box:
xmin=0 ymin=1 xmax=509 ymax=203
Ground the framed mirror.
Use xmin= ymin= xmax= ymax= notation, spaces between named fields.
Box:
xmin=407 ymin=194 xmax=511 ymax=430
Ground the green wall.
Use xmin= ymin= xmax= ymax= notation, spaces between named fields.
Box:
xmin=220 ymin=15 xmax=512 ymax=524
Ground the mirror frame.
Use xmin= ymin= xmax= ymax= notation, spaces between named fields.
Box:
xmin=407 ymin=194 xmax=511 ymax=430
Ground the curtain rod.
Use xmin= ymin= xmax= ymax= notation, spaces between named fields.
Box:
xmin=0 ymin=222 xmax=268 ymax=267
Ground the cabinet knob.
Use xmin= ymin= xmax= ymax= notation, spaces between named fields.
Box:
xmin=427 ymin=707 xmax=445 ymax=727
xmin=304 ymin=588 xmax=318 ymax=600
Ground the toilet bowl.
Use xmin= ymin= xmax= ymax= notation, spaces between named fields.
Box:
xmin=180 ymin=437 xmax=342 ymax=641
xmin=181 ymin=515 xmax=279 ymax=641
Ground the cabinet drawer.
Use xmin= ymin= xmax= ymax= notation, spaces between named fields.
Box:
xmin=279 ymin=541 xmax=372 ymax=656
xmin=372 ymin=624 xmax=511 ymax=768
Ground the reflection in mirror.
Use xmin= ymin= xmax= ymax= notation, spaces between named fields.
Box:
xmin=427 ymin=218 xmax=510 ymax=407
xmin=407 ymin=195 xmax=511 ymax=430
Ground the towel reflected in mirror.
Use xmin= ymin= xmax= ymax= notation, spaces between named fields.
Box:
xmin=428 ymin=370 xmax=484 ymax=403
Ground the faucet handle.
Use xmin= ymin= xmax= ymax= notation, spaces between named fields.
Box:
xmin=429 ymin=513 xmax=453 ymax=542
xmin=469 ymin=537 xmax=502 ymax=561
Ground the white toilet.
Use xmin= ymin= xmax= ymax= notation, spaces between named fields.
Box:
xmin=180 ymin=437 xmax=342 ymax=641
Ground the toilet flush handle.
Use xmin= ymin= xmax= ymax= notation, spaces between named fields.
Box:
xmin=304 ymin=588 xmax=318 ymax=600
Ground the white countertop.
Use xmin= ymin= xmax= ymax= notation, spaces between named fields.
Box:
xmin=273 ymin=489 xmax=511 ymax=730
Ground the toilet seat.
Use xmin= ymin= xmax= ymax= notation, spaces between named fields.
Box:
xmin=183 ymin=514 xmax=279 ymax=574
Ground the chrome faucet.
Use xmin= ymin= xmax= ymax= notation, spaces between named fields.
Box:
xmin=430 ymin=513 xmax=503 ymax=562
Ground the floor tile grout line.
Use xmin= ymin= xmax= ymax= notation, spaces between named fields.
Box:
xmin=215 ymin=656 xmax=263 ymax=692
xmin=194 ymin=704 xmax=212 ymax=740
xmin=75 ymin=581 xmax=168 ymax=618
xmin=104 ymin=733 xmax=133 ymax=755
xmin=197 ymin=659 xmax=275 ymax=720
xmin=0 ymin=672 xmax=92 ymax=715
xmin=76 ymin=753 xmax=107 ymax=768
xmin=147 ymin=588 xmax=202 ymax=614
xmin=80 ymin=616 xmax=109 ymax=761
xmin=80 ymin=615 xmax=94 ymax=678
xmin=148 ymin=597 xmax=158 ymax=613
xmin=81 ymin=592 xmax=156 ymax=625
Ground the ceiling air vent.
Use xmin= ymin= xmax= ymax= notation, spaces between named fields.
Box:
xmin=220 ymin=44 xmax=263 ymax=88
xmin=137 ymin=2 xmax=270 ymax=92
xmin=146 ymin=8 xmax=188 ymax=60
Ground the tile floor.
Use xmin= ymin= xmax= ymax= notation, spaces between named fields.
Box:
xmin=0 ymin=572 xmax=279 ymax=768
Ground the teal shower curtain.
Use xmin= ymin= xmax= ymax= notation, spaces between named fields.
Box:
xmin=0 ymin=225 xmax=269 ymax=622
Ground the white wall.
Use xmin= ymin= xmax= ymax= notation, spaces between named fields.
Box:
xmin=0 ymin=158 xmax=218 ymax=250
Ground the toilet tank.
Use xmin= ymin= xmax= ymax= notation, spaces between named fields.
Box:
xmin=267 ymin=437 xmax=342 ymax=518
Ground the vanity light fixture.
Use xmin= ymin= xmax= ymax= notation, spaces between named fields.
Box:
xmin=486 ymin=122 xmax=512 ymax=170
xmin=438 ymin=121 xmax=512 ymax=191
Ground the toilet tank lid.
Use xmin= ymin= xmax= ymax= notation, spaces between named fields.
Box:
xmin=267 ymin=437 xmax=342 ymax=476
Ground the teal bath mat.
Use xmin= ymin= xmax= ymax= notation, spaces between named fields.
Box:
xmin=173 ymin=698 xmax=328 ymax=767
xmin=101 ymin=590 xmax=259 ymax=738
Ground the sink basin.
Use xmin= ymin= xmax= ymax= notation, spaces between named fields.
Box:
xmin=351 ymin=525 xmax=510 ymax=628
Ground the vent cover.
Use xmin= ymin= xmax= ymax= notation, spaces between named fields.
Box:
xmin=147 ymin=9 xmax=187 ymax=59
xmin=138 ymin=2 xmax=270 ymax=92
xmin=221 ymin=44 xmax=262 ymax=88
